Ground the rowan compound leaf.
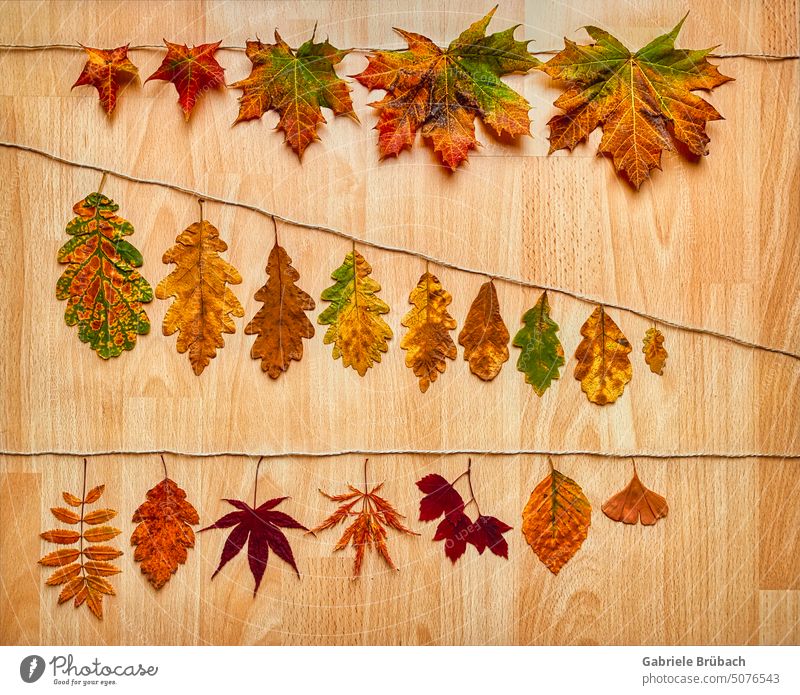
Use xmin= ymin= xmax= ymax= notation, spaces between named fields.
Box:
xmin=57 ymin=193 xmax=153 ymax=359
xmin=83 ymin=526 xmax=122 ymax=543
xmin=39 ymin=549 xmax=81 ymax=567
xmin=131 ymin=478 xmax=200 ymax=589
xmin=574 ymin=306 xmax=632 ymax=405
xmin=401 ymin=272 xmax=457 ymax=392
xmin=245 ymin=244 xmax=315 ymax=378
xmin=318 ymin=250 xmax=392 ymax=376
xmin=83 ymin=509 xmax=117 ymax=525
xmin=603 ymin=467 xmax=668 ymax=525
xmin=521 ymin=466 xmax=591 ymax=574
xmin=62 ymin=492 xmax=82 ymax=507
xmin=72 ymin=44 xmax=139 ymax=115
xmin=146 ymin=40 xmax=225 ymax=119
xmin=232 ymin=32 xmax=357 ymax=157
xmin=355 ymin=8 xmax=539 ymax=169
xmin=458 ymin=280 xmax=509 ymax=381
xmin=157 ymin=219 xmax=244 ymax=375
xmin=643 ymin=327 xmax=668 ymax=375
xmin=513 ymin=291 xmax=565 ymax=396
xmin=540 ymin=16 xmax=733 ymax=188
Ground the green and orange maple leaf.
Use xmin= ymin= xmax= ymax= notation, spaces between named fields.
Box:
xmin=72 ymin=44 xmax=139 ymax=115
xmin=355 ymin=7 xmax=539 ymax=169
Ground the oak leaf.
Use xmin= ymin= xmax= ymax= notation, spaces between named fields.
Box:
xmin=146 ymin=40 xmax=225 ymax=119
xmin=200 ymin=496 xmax=306 ymax=596
xmin=72 ymin=44 xmax=139 ymax=115
xmin=57 ymin=193 xmax=153 ymax=359
xmin=574 ymin=306 xmax=632 ymax=404
xmin=245 ymin=243 xmax=315 ymax=378
xmin=400 ymin=271 xmax=457 ymax=392
xmin=458 ymin=280 xmax=509 ymax=381
xmin=318 ymin=250 xmax=392 ymax=376
xmin=131 ymin=478 xmax=200 ymax=589
xmin=643 ymin=327 xmax=668 ymax=375
xmin=513 ymin=291 xmax=565 ymax=396
xmin=602 ymin=466 xmax=668 ymax=525
xmin=231 ymin=32 xmax=357 ymax=157
xmin=157 ymin=218 xmax=244 ymax=375
xmin=540 ymin=16 xmax=732 ymax=188
xmin=354 ymin=7 xmax=539 ymax=169
xmin=521 ymin=465 xmax=591 ymax=574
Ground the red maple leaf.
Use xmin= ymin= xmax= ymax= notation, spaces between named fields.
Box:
xmin=146 ymin=40 xmax=225 ymax=119
xmin=72 ymin=44 xmax=139 ymax=115
xmin=416 ymin=473 xmax=464 ymax=521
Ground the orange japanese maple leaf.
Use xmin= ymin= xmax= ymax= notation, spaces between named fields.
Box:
xmin=355 ymin=8 xmax=539 ymax=169
xmin=72 ymin=44 xmax=139 ymax=115
xmin=146 ymin=40 xmax=225 ymax=119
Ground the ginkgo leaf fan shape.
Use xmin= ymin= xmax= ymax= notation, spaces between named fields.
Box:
xmin=603 ymin=467 xmax=668 ymax=525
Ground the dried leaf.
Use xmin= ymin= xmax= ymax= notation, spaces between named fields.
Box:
xmin=157 ymin=219 xmax=244 ymax=375
xmin=131 ymin=478 xmax=199 ymax=589
xmin=84 ymin=485 xmax=105 ymax=504
xmin=355 ymin=8 xmax=539 ymax=169
xmin=39 ymin=548 xmax=81 ymax=567
xmin=540 ymin=16 xmax=732 ymax=188
xmin=200 ymin=496 xmax=306 ymax=596
xmin=72 ymin=44 xmax=139 ymax=115
xmin=458 ymin=280 xmax=509 ymax=381
xmin=400 ymin=272 xmax=457 ymax=392
xmin=57 ymin=193 xmax=153 ymax=359
xmin=83 ymin=526 xmax=122 ymax=543
xmin=318 ymin=250 xmax=392 ymax=376
xmin=146 ymin=40 xmax=225 ymax=119
xmin=40 ymin=530 xmax=81 ymax=544
xmin=83 ymin=545 xmax=123 ymax=561
xmin=513 ymin=291 xmax=565 ymax=396
xmin=232 ymin=32 xmax=356 ymax=157
xmin=603 ymin=467 xmax=668 ymax=525
xmin=45 ymin=564 xmax=82 ymax=586
xmin=574 ymin=306 xmax=632 ymax=405
xmin=50 ymin=508 xmax=81 ymax=524
xmin=643 ymin=327 xmax=668 ymax=375
xmin=521 ymin=466 xmax=591 ymax=574
xmin=62 ymin=492 xmax=82 ymax=507
xmin=245 ymin=244 xmax=315 ymax=378
xmin=83 ymin=509 xmax=117 ymax=525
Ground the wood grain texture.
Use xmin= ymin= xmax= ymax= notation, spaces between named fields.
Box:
xmin=0 ymin=0 xmax=798 ymax=645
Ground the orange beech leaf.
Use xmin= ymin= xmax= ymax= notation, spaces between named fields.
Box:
xmin=643 ymin=327 xmax=668 ymax=375
xmin=458 ymin=280 xmax=509 ymax=381
xmin=602 ymin=466 xmax=668 ymax=525
xmin=72 ymin=44 xmax=139 ymax=115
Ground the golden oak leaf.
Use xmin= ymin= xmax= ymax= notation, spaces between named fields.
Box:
xmin=72 ymin=44 xmax=139 ymax=115
xmin=157 ymin=219 xmax=244 ymax=375
xmin=574 ymin=306 xmax=632 ymax=405
xmin=643 ymin=327 xmax=668 ymax=375
xmin=400 ymin=271 xmax=457 ymax=392
xmin=245 ymin=243 xmax=315 ymax=378
xmin=458 ymin=280 xmax=509 ymax=381
xmin=521 ymin=465 xmax=591 ymax=574
xmin=602 ymin=466 xmax=668 ymax=525
xmin=540 ymin=16 xmax=732 ymax=188
xmin=318 ymin=250 xmax=392 ymax=376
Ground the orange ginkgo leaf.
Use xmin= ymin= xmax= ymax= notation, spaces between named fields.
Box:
xmin=643 ymin=327 xmax=668 ymax=375
xmin=602 ymin=465 xmax=668 ymax=525
xmin=458 ymin=280 xmax=509 ymax=381
xmin=72 ymin=44 xmax=139 ymax=115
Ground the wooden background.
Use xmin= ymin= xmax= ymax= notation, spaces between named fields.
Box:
xmin=0 ymin=0 xmax=798 ymax=645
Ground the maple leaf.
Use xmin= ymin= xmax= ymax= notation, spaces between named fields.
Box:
xmin=39 ymin=468 xmax=122 ymax=620
xmin=200 ymin=496 xmax=306 ymax=596
xmin=231 ymin=31 xmax=357 ymax=157
xmin=318 ymin=250 xmax=392 ymax=376
xmin=312 ymin=461 xmax=417 ymax=578
xmin=540 ymin=16 xmax=733 ymax=188
xmin=156 ymin=218 xmax=244 ymax=375
xmin=72 ymin=44 xmax=139 ymax=115
xmin=57 ymin=193 xmax=153 ymax=359
xmin=400 ymin=271 xmax=457 ymax=392
xmin=574 ymin=306 xmax=632 ymax=405
xmin=512 ymin=291 xmax=565 ymax=396
xmin=458 ymin=280 xmax=509 ymax=381
xmin=354 ymin=7 xmax=539 ymax=169
xmin=643 ymin=327 xmax=668 ymax=375
xmin=131 ymin=478 xmax=199 ymax=589
xmin=245 ymin=243 xmax=315 ymax=378
xmin=521 ymin=463 xmax=591 ymax=574
xmin=603 ymin=464 xmax=668 ymax=525
xmin=146 ymin=40 xmax=225 ymax=119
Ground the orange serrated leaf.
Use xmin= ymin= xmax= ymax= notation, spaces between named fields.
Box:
xmin=458 ymin=280 xmax=510 ymax=381
xmin=83 ymin=561 xmax=122 ymax=577
xmin=45 ymin=564 xmax=82 ymax=585
xmin=83 ymin=526 xmax=122 ymax=542
xmin=84 ymin=485 xmax=105 ymax=504
xmin=72 ymin=44 xmax=139 ymax=115
xmin=603 ymin=466 xmax=669 ymax=525
xmin=83 ymin=509 xmax=117 ymax=525
xmin=574 ymin=306 xmax=632 ymax=405
xmin=62 ymin=491 xmax=82 ymax=507
xmin=83 ymin=545 xmax=123 ymax=561
xmin=40 ymin=529 xmax=81 ymax=544
xmin=39 ymin=548 xmax=81 ymax=567
xmin=50 ymin=507 xmax=81 ymax=524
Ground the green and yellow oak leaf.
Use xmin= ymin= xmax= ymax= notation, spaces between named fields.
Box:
xmin=512 ymin=291 xmax=564 ymax=396
xmin=574 ymin=306 xmax=632 ymax=405
xmin=56 ymin=193 xmax=153 ymax=359
xmin=72 ymin=45 xmax=139 ymax=115
xmin=318 ymin=250 xmax=392 ymax=376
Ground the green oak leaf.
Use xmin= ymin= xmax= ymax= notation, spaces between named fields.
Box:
xmin=512 ymin=291 xmax=564 ymax=396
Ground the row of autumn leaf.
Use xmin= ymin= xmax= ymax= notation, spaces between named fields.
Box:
xmin=69 ymin=9 xmax=732 ymax=188
xmin=59 ymin=192 xmax=667 ymax=404
xmin=40 ymin=458 xmax=668 ymax=619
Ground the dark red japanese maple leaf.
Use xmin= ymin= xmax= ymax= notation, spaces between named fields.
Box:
xmin=200 ymin=496 xmax=306 ymax=595
xmin=146 ymin=40 xmax=225 ymax=119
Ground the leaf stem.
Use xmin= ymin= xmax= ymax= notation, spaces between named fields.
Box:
xmin=98 ymin=171 xmax=107 ymax=195
xmin=160 ymin=454 xmax=168 ymax=480
xmin=271 ymin=215 xmax=279 ymax=246
xmin=253 ymin=456 xmax=264 ymax=507
xmin=362 ymin=458 xmax=369 ymax=512
xmin=79 ymin=458 xmax=87 ymax=582
xmin=198 ymin=198 xmax=205 ymax=223
xmin=465 ymin=458 xmax=482 ymax=516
